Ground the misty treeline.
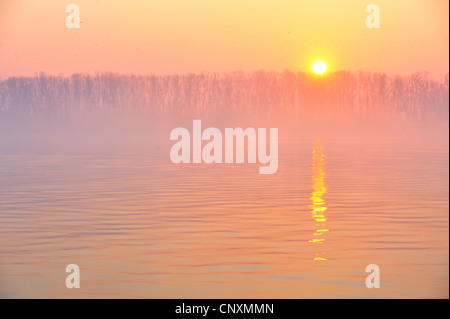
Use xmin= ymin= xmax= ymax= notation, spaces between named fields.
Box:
xmin=0 ymin=71 xmax=448 ymax=121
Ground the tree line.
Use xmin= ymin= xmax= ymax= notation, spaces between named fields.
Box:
xmin=0 ymin=71 xmax=448 ymax=120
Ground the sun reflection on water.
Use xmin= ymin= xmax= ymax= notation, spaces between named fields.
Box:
xmin=309 ymin=137 xmax=329 ymax=261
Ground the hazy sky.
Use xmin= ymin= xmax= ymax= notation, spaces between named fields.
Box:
xmin=0 ymin=0 xmax=448 ymax=78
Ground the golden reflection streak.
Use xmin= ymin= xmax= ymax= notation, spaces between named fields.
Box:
xmin=308 ymin=137 xmax=329 ymax=261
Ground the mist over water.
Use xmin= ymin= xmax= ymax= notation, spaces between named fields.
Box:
xmin=0 ymin=72 xmax=448 ymax=298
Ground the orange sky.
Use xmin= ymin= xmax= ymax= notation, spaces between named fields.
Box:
xmin=0 ymin=0 xmax=448 ymax=78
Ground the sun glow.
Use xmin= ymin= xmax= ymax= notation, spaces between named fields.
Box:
xmin=312 ymin=61 xmax=327 ymax=75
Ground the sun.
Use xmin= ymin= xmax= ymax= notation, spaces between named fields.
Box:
xmin=312 ymin=61 xmax=327 ymax=75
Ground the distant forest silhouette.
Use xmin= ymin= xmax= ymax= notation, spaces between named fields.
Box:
xmin=0 ymin=71 xmax=448 ymax=120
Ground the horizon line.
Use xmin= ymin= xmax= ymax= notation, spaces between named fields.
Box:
xmin=1 ymin=69 xmax=449 ymax=81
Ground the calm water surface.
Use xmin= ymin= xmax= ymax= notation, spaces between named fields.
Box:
xmin=0 ymin=137 xmax=448 ymax=298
